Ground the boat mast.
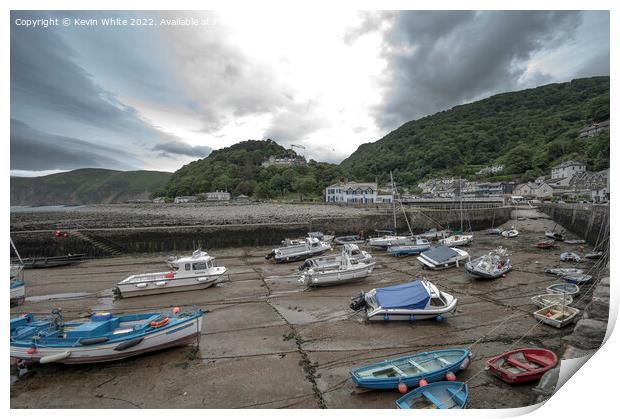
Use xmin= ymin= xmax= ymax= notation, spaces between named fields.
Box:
xmin=390 ymin=171 xmax=397 ymax=232
xmin=459 ymin=177 xmax=463 ymax=232
xmin=10 ymin=238 xmax=23 ymax=264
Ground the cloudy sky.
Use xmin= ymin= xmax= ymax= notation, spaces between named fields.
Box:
xmin=10 ymin=10 xmax=609 ymax=176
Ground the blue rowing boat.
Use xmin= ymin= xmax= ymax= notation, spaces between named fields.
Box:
xmin=396 ymin=381 xmax=468 ymax=409
xmin=350 ymin=348 xmax=471 ymax=389
xmin=10 ymin=308 xmax=203 ymax=364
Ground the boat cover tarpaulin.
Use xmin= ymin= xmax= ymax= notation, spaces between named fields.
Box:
xmin=375 ymin=281 xmax=430 ymax=309
xmin=421 ymin=246 xmax=458 ymax=263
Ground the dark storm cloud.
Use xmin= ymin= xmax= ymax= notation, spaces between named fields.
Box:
xmin=153 ymin=142 xmax=212 ymax=158
xmin=10 ymin=119 xmax=125 ymax=171
xmin=351 ymin=11 xmax=592 ymax=130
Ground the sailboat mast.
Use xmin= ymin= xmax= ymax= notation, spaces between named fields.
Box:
xmin=390 ymin=171 xmax=397 ymax=231
xmin=459 ymin=177 xmax=463 ymax=232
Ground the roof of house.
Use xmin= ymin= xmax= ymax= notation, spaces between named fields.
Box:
xmin=552 ymin=160 xmax=585 ymax=170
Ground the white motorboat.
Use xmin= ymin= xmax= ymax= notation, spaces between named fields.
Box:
xmin=465 ymin=247 xmax=511 ymax=279
xmin=439 ymin=234 xmax=474 ymax=247
xmin=350 ymin=279 xmax=457 ymax=321
xmin=266 ymin=237 xmax=331 ymax=263
xmin=533 ymin=304 xmax=579 ymax=328
xmin=115 ymin=250 xmax=228 ymax=298
xmin=501 ymin=228 xmax=519 ymax=238
xmin=417 ymin=246 xmax=470 ymax=270
xmin=282 ymin=231 xmax=335 ymax=246
xmin=418 ymin=228 xmax=452 ymax=240
xmin=367 ymin=231 xmax=414 ymax=249
xmin=299 ymin=244 xmax=375 ymax=287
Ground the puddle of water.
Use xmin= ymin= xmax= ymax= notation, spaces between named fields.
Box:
xmin=26 ymin=292 xmax=92 ymax=302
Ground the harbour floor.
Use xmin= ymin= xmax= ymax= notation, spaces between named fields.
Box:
xmin=10 ymin=210 xmax=608 ymax=408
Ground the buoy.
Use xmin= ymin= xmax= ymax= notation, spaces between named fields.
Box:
xmin=165 ymin=272 xmax=174 ymax=279
xmin=419 ymin=378 xmax=428 ymax=387
xmin=459 ymin=357 xmax=471 ymax=370
xmin=26 ymin=347 xmax=36 ymax=355
xmin=398 ymin=382 xmax=408 ymax=394
xmin=172 ymin=307 xmax=180 ymax=315
xmin=445 ymin=371 xmax=456 ymax=381
xmin=435 ymin=315 xmax=444 ymax=322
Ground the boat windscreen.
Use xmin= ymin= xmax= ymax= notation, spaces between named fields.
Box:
xmin=374 ymin=281 xmax=430 ymax=309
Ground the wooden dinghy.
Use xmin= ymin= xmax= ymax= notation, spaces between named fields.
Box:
xmin=534 ymin=304 xmax=579 ymax=328
xmin=350 ymin=348 xmax=471 ymax=389
xmin=547 ymin=283 xmax=580 ymax=296
xmin=531 ymin=294 xmax=573 ymax=309
xmin=486 ymin=348 xmax=557 ymax=383
xmin=395 ymin=382 xmax=468 ymax=409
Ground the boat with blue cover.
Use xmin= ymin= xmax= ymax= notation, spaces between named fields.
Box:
xmin=350 ymin=279 xmax=457 ymax=321
xmin=10 ymin=308 xmax=203 ymax=364
xmin=395 ymin=381 xmax=468 ymax=409
xmin=351 ymin=348 xmax=471 ymax=389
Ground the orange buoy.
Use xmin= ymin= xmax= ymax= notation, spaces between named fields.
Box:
xmin=165 ymin=272 xmax=174 ymax=279
xmin=26 ymin=347 xmax=36 ymax=354
xmin=172 ymin=307 xmax=180 ymax=315
xmin=150 ymin=317 xmax=170 ymax=328
xmin=418 ymin=378 xmax=428 ymax=387
xmin=398 ymin=382 xmax=408 ymax=394
xmin=445 ymin=372 xmax=457 ymax=381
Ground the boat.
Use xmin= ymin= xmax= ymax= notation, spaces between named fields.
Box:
xmin=299 ymin=244 xmax=375 ymax=287
xmin=465 ymin=247 xmax=511 ymax=279
xmin=265 ymin=237 xmax=331 ymax=263
xmin=531 ymin=294 xmax=573 ymax=309
xmin=486 ymin=228 xmax=504 ymax=235
xmin=561 ymin=273 xmax=592 ymax=285
xmin=585 ymin=251 xmax=604 ymax=259
xmin=10 ymin=280 xmax=25 ymax=306
xmin=115 ymin=249 xmax=228 ymax=298
xmin=418 ymin=228 xmax=451 ymax=241
xmin=350 ymin=279 xmax=458 ymax=321
xmin=19 ymin=253 xmax=86 ymax=269
xmin=350 ymin=348 xmax=471 ymax=389
xmin=10 ymin=263 xmax=23 ymax=280
xmin=560 ymin=252 xmax=581 ymax=262
xmin=367 ymin=231 xmax=414 ymax=249
xmin=485 ymin=348 xmax=557 ymax=383
xmin=395 ymin=382 xmax=468 ymax=409
xmin=501 ymin=228 xmax=519 ymax=238
xmin=439 ymin=234 xmax=473 ymax=247
xmin=535 ymin=240 xmax=556 ymax=249
xmin=333 ymin=235 xmax=365 ymax=245
xmin=565 ymin=239 xmax=586 ymax=244
xmin=387 ymin=238 xmax=431 ymax=257
xmin=282 ymin=231 xmax=334 ymax=246
xmin=10 ymin=308 xmax=203 ymax=364
xmin=544 ymin=267 xmax=584 ymax=276
xmin=545 ymin=231 xmax=564 ymax=241
xmin=534 ymin=304 xmax=580 ymax=328
xmin=417 ymin=246 xmax=470 ymax=270
xmin=546 ymin=283 xmax=580 ymax=296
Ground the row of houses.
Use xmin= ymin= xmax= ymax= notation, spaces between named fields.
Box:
xmin=155 ymin=191 xmax=233 ymax=204
xmin=418 ymin=178 xmax=515 ymax=199
xmin=325 ymin=182 xmax=394 ymax=204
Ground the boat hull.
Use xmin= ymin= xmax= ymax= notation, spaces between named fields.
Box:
xmin=274 ymin=248 xmax=330 ymax=263
xmin=302 ymin=263 xmax=375 ymax=287
xmin=387 ymin=245 xmax=430 ymax=257
xmin=21 ymin=254 xmax=86 ymax=269
xmin=395 ymin=382 xmax=468 ymax=409
xmin=465 ymin=264 xmax=511 ymax=279
xmin=10 ymin=282 xmax=25 ymax=305
xmin=486 ymin=348 xmax=557 ymax=384
xmin=366 ymin=298 xmax=458 ymax=321
xmin=11 ymin=316 xmax=202 ymax=364
xmin=115 ymin=276 xmax=221 ymax=298
xmin=534 ymin=304 xmax=579 ymax=328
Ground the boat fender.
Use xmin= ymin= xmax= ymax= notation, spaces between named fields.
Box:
xmin=418 ymin=378 xmax=428 ymax=387
xmin=40 ymin=350 xmax=71 ymax=364
xmin=435 ymin=315 xmax=444 ymax=322
xmin=114 ymin=337 xmax=144 ymax=351
xmin=398 ymin=382 xmax=408 ymax=394
xmin=79 ymin=336 xmax=110 ymax=346
xmin=459 ymin=357 xmax=471 ymax=370
xmin=150 ymin=317 xmax=170 ymax=328
xmin=445 ymin=372 xmax=456 ymax=381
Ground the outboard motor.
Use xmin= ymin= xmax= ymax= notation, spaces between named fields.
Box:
xmin=349 ymin=293 xmax=368 ymax=311
xmin=298 ymin=260 xmax=312 ymax=271
xmin=265 ymin=250 xmax=276 ymax=260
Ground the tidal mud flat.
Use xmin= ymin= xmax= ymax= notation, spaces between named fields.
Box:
xmin=10 ymin=212 xmax=608 ymax=409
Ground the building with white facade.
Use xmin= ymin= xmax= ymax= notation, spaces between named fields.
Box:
xmin=325 ymin=182 xmax=393 ymax=204
xmin=551 ymin=161 xmax=586 ymax=180
xmin=204 ymin=191 xmax=231 ymax=201
xmin=174 ymin=196 xmax=197 ymax=203
xmin=579 ymin=120 xmax=609 ymax=138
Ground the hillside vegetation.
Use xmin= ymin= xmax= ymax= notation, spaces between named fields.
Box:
xmin=155 ymin=139 xmax=345 ymax=200
xmin=340 ymin=76 xmax=610 ymax=187
xmin=10 ymin=168 xmax=172 ymax=206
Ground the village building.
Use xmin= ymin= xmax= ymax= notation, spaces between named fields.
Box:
xmin=578 ymin=120 xmax=610 ymax=138
xmin=551 ymin=160 xmax=586 ymax=180
xmin=325 ymin=182 xmax=393 ymax=204
xmin=152 ymin=197 xmax=166 ymax=204
xmin=204 ymin=191 xmax=231 ymax=201
xmin=174 ymin=196 xmax=197 ymax=203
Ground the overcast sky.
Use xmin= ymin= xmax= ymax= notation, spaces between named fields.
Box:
xmin=10 ymin=10 xmax=609 ymax=176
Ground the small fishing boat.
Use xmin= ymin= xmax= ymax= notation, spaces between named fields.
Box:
xmin=418 ymin=228 xmax=451 ymax=241
xmin=535 ymin=240 xmax=556 ymax=249
xmin=395 ymin=382 xmax=468 ymax=409
xmin=465 ymin=247 xmax=511 ymax=279
xmin=544 ymin=267 xmax=584 ymax=276
xmin=266 ymin=237 xmax=331 ymax=263
xmin=546 ymin=283 xmax=580 ymax=296
xmin=417 ymin=246 xmax=470 ymax=270
xmin=487 ymin=228 xmax=504 ymax=235
xmin=333 ymin=235 xmax=365 ymax=245
xmin=350 ymin=279 xmax=457 ymax=321
xmin=367 ymin=230 xmax=414 ymax=249
xmin=485 ymin=348 xmax=557 ymax=383
xmin=10 ymin=308 xmax=203 ymax=364
xmin=10 ymin=263 xmax=23 ymax=280
xmin=560 ymin=252 xmax=581 ymax=263
xmin=545 ymin=231 xmax=564 ymax=241
xmin=116 ymin=250 xmax=228 ymax=298
xmin=439 ymin=234 xmax=473 ymax=247
xmin=501 ymin=228 xmax=519 ymax=238
xmin=387 ymin=238 xmax=431 ymax=257
xmin=534 ymin=304 xmax=580 ymax=328
xmin=585 ymin=251 xmax=604 ymax=259
xmin=299 ymin=244 xmax=375 ymax=287
xmin=561 ymin=273 xmax=592 ymax=285
xmin=19 ymin=253 xmax=86 ymax=269
xmin=10 ymin=280 xmax=25 ymax=306
xmin=351 ymin=348 xmax=471 ymax=389
xmin=531 ymin=294 xmax=573 ymax=309
xmin=282 ymin=232 xmax=334 ymax=246
xmin=565 ymin=239 xmax=586 ymax=244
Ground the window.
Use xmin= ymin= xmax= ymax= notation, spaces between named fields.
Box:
xmin=192 ymin=262 xmax=207 ymax=270
xmin=185 ymin=263 xmax=191 ymax=271
xmin=429 ymin=297 xmax=445 ymax=307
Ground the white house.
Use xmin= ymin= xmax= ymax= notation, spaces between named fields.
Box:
xmin=205 ymin=191 xmax=231 ymax=201
xmin=551 ymin=161 xmax=586 ymax=180
xmin=153 ymin=197 xmax=166 ymax=204
xmin=325 ymin=182 xmax=393 ymax=204
xmin=174 ymin=196 xmax=197 ymax=203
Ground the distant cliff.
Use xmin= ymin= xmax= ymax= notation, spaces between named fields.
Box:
xmin=10 ymin=168 xmax=172 ymax=206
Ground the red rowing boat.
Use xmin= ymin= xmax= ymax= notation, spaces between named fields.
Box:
xmin=485 ymin=348 xmax=557 ymax=384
